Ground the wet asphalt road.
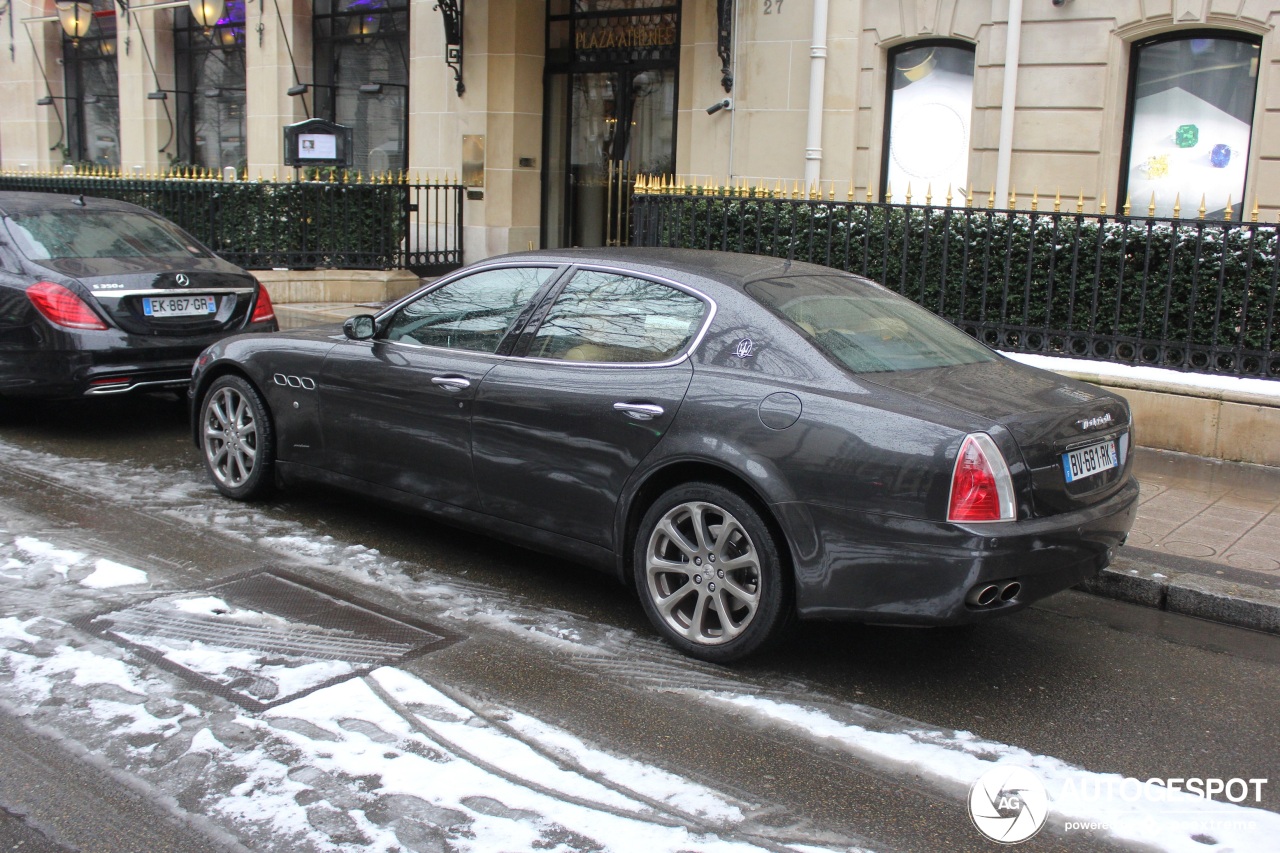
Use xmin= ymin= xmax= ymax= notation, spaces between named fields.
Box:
xmin=0 ymin=394 xmax=1278 ymax=852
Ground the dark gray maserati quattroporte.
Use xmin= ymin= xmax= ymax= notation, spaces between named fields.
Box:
xmin=192 ymin=249 xmax=1137 ymax=661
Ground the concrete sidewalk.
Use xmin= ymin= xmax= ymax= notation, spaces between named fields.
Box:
xmin=274 ymin=303 xmax=1280 ymax=637
xmin=1083 ymin=448 xmax=1280 ymax=634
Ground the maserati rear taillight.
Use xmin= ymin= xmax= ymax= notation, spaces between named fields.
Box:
xmin=27 ymin=281 xmax=108 ymax=330
xmin=249 ymin=284 xmax=275 ymax=324
xmin=947 ymin=433 xmax=1016 ymax=523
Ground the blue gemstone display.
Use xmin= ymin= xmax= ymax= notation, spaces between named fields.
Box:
xmin=1211 ymin=144 xmax=1232 ymax=168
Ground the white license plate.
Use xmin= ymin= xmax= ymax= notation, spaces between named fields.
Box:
xmin=143 ymin=295 xmax=219 ymax=317
xmin=1062 ymin=439 xmax=1119 ymax=483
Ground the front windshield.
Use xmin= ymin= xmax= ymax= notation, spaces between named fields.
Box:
xmin=746 ymin=274 xmax=996 ymax=373
xmin=4 ymin=210 xmax=209 ymax=261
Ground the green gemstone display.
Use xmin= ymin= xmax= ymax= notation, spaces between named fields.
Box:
xmin=1175 ymin=124 xmax=1199 ymax=148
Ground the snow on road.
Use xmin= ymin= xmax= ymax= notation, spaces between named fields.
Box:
xmin=1 ymin=436 xmax=1277 ymax=852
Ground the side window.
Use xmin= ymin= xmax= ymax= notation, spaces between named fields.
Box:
xmin=528 ymin=270 xmax=707 ymax=364
xmin=382 ymin=266 xmax=555 ymax=353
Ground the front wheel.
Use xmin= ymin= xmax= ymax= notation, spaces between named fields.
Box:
xmin=634 ymin=483 xmax=792 ymax=662
xmin=199 ymin=374 xmax=275 ymax=501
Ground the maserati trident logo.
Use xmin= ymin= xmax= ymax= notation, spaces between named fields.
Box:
xmin=1076 ymin=413 xmax=1114 ymax=431
xmin=733 ymin=338 xmax=755 ymax=359
xmin=175 ymin=273 xmax=191 ymax=287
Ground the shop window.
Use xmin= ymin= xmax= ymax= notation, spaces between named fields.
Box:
xmin=175 ymin=1 xmax=247 ymax=172
xmin=1120 ymin=33 xmax=1260 ymax=219
xmin=881 ymin=41 xmax=974 ymax=205
xmin=62 ymin=0 xmax=119 ymax=168
xmin=313 ymin=0 xmax=409 ymax=174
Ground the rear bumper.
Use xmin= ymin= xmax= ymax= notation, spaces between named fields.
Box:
xmin=0 ymin=322 xmax=277 ymax=399
xmin=0 ymin=348 xmax=201 ymax=397
xmin=781 ymin=476 xmax=1139 ymax=624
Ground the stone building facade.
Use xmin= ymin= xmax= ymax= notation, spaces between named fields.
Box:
xmin=2 ymin=0 xmax=1278 ymax=262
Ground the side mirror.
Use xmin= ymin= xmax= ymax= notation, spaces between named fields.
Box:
xmin=343 ymin=314 xmax=377 ymax=340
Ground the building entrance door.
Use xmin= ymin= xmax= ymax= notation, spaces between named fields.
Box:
xmin=542 ymin=2 xmax=680 ymax=249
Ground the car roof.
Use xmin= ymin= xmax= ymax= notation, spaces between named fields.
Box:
xmin=0 ymin=191 xmax=157 ymax=217
xmin=480 ymin=247 xmax=869 ymax=296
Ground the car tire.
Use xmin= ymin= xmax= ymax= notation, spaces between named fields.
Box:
xmin=199 ymin=374 xmax=275 ymax=501
xmin=634 ymin=483 xmax=792 ymax=662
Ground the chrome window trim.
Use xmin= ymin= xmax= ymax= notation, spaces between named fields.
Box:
xmin=93 ymin=288 xmax=257 ymax=298
xmin=369 ymin=261 xmax=568 ymax=357
xmin=373 ymin=262 xmax=568 ymax=322
xmin=367 ymin=261 xmax=717 ymax=370
xmin=516 ymin=263 xmax=718 ymax=370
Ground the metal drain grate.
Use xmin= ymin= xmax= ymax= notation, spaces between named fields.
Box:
xmin=79 ymin=569 xmax=460 ymax=711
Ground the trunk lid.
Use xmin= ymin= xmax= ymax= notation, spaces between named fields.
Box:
xmin=47 ymin=257 xmax=261 ymax=337
xmin=862 ymin=357 xmax=1133 ymax=516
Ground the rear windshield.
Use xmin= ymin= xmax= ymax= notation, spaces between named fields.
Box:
xmin=4 ymin=210 xmax=209 ymax=261
xmin=746 ymin=274 xmax=996 ymax=373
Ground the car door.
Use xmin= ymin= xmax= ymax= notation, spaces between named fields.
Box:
xmin=471 ymin=267 xmax=710 ymax=549
xmin=319 ymin=265 xmax=560 ymax=508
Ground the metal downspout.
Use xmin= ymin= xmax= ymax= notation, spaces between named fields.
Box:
xmin=995 ymin=0 xmax=1023 ymax=205
xmin=803 ymin=0 xmax=830 ymax=190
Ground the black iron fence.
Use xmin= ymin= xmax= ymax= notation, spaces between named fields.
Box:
xmin=632 ymin=180 xmax=1279 ymax=381
xmin=0 ymin=169 xmax=463 ymax=275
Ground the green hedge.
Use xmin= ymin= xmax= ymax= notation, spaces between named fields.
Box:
xmin=636 ymin=195 xmax=1279 ymax=375
xmin=0 ymin=175 xmax=408 ymax=270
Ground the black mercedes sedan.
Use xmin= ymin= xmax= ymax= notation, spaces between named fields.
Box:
xmin=191 ymin=249 xmax=1137 ymax=661
xmin=0 ymin=191 xmax=277 ymax=399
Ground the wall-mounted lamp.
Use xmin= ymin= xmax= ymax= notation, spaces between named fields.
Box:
xmin=188 ymin=0 xmax=226 ymax=30
xmin=55 ymin=0 xmax=95 ymax=46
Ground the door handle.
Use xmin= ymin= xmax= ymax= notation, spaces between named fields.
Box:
xmin=613 ymin=402 xmax=664 ymax=421
xmin=431 ymin=376 xmax=471 ymax=392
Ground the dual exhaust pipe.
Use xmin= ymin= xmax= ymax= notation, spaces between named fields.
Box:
xmin=966 ymin=580 xmax=1021 ymax=607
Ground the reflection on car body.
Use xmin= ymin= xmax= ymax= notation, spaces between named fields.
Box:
xmin=192 ymin=249 xmax=1138 ymax=662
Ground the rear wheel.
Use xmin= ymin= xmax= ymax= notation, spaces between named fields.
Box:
xmin=200 ymin=375 xmax=274 ymax=500
xmin=634 ymin=483 xmax=791 ymax=662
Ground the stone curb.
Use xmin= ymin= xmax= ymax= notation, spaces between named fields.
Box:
xmin=1078 ymin=557 xmax=1280 ymax=635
